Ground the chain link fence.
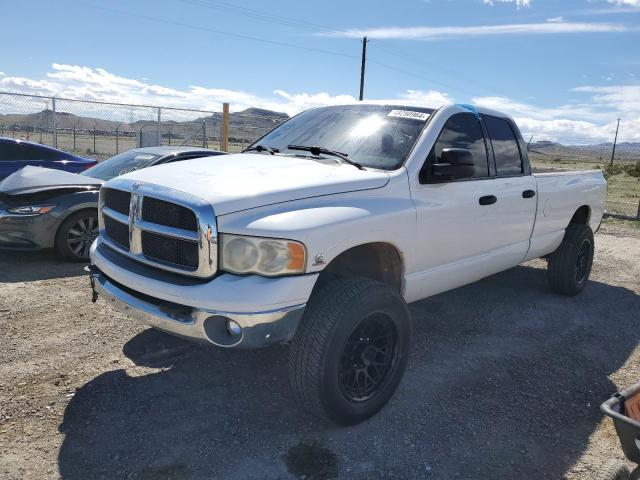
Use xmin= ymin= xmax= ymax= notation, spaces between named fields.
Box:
xmin=0 ymin=91 xmax=636 ymax=219
xmin=0 ymin=92 xmax=286 ymax=160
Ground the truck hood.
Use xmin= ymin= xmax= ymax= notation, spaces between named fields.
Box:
xmin=0 ymin=166 xmax=102 ymax=195
xmin=117 ymin=153 xmax=390 ymax=215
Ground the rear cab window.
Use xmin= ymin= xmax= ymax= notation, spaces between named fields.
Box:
xmin=483 ymin=115 xmax=523 ymax=176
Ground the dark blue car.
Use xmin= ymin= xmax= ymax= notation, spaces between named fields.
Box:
xmin=0 ymin=137 xmax=97 ymax=180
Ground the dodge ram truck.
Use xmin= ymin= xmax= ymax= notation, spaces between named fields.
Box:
xmin=88 ymin=103 xmax=606 ymax=425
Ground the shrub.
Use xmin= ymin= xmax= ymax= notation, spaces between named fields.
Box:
xmin=604 ymin=162 xmax=640 ymax=179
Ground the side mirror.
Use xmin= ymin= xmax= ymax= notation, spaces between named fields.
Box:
xmin=432 ymin=148 xmax=476 ymax=180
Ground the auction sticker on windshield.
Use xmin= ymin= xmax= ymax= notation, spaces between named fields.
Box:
xmin=387 ymin=110 xmax=431 ymax=121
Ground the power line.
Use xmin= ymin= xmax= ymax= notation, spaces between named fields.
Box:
xmin=73 ymin=0 xmax=357 ymax=60
xmin=177 ymin=0 xmax=335 ymax=33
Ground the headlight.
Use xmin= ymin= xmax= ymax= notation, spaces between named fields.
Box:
xmin=220 ymin=234 xmax=306 ymax=276
xmin=7 ymin=205 xmax=56 ymax=215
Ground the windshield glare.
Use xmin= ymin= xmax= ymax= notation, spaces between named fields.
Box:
xmin=82 ymin=151 xmax=163 ymax=181
xmin=249 ymin=105 xmax=434 ymax=170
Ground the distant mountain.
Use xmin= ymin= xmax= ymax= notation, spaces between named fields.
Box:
xmin=0 ymin=107 xmax=290 ymax=143
xmin=528 ymin=140 xmax=640 ymax=163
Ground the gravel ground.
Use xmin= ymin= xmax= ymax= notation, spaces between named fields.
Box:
xmin=1 ymin=221 xmax=639 ymax=480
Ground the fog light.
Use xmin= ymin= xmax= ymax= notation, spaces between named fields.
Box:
xmin=226 ymin=320 xmax=242 ymax=336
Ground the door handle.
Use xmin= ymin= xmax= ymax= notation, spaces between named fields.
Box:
xmin=479 ymin=195 xmax=497 ymax=206
xmin=522 ymin=189 xmax=536 ymax=198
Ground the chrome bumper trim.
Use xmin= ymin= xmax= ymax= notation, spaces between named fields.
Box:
xmin=90 ymin=267 xmax=305 ymax=349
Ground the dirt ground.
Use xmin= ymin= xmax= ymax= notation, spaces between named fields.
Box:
xmin=1 ymin=220 xmax=639 ymax=480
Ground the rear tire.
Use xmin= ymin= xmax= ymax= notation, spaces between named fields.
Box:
xmin=55 ymin=210 xmax=99 ymax=262
xmin=288 ymin=277 xmax=412 ymax=425
xmin=547 ymin=224 xmax=594 ymax=296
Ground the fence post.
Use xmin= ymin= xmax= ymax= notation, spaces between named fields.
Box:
xmin=73 ymin=125 xmax=76 ymax=151
xmin=116 ymin=125 xmax=120 ymax=154
xmin=157 ymin=107 xmax=162 ymax=146
xmin=52 ymin=97 xmax=57 ymax=148
xmin=610 ymin=117 xmax=620 ymax=166
xmin=93 ymin=124 xmax=97 ymax=154
xmin=637 ymin=199 xmax=640 ymax=221
xmin=221 ymin=103 xmax=229 ymax=152
xmin=202 ymin=121 xmax=206 ymax=148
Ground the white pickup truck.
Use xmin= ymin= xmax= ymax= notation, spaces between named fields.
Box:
xmin=89 ymin=102 xmax=606 ymax=425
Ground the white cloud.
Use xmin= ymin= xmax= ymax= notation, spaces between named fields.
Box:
xmin=0 ymin=63 xmax=638 ymax=143
xmin=608 ymin=0 xmax=640 ymax=6
xmin=547 ymin=16 xmax=564 ymax=23
xmin=319 ymin=22 xmax=628 ymax=40
xmin=0 ymin=63 xmax=356 ymax=117
xmin=472 ymin=92 xmax=640 ymax=142
xmin=398 ymin=89 xmax=453 ymax=105
xmin=483 ymin=0 xmax=531 ymax=7
xmin=572 ymin=84 xmax=640 ymax=113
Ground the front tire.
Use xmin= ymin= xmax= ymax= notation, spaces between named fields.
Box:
xmin=289 ymin=277 xmax=412 ymax=425
xmin=55 ymin=210 xmax=99 ymax=262
xmin=547 ymin=224 xmax=594 ymax=296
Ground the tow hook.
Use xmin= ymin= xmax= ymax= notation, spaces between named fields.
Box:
xmin=84 ymin=265 xmax=99 ymax=303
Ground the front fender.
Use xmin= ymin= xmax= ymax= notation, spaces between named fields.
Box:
xmin=217 ymin=187 xmax=416 ymax=274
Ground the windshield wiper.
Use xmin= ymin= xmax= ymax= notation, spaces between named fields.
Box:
xmin=287 ymin=144 xmax=363 ymax=170
xmin=244 ymin=144 xmax=279 ymax=155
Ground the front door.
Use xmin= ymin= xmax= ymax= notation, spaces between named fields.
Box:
xmin=405 ymin=112 xmax=535 ymax=302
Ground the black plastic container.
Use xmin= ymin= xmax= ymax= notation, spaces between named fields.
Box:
xmin=601 ymin=382 xmax=640 ymax=465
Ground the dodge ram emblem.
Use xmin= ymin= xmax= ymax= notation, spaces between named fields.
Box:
xmin=131 ymin=182 xmax=143 ymax=190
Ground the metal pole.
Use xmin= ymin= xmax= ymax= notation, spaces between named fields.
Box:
xmin=93 ymin=125 xmax=96 ymax=154
xmin=116 ymin=126 xmax=119 ymax=154
xmin=359 ymin=36 xmax=368 ymax=101
xmin=52 ymin=97 xmax=57 ymax=148
xmin=168 ymin=126 xmax=173 ymax=145
xmin=221 ymin=103 xmax=229 ymax=152
xmin=202 ymin=121 xmax=206 ymax=148
xmin=637 ymin=199 xmax=640 ymax=221
xmin=157 ymin=108 xmax=161 ymax=146
xmin=73 ymin=125 xmax=76 ymax=151
xmin=610 ymin=117 xmax=620 ymax=166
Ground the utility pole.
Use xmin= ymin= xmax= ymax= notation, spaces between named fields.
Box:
xmin=610 ymin=117 xmax=620 ymax=166
xmin=359 ymin=36 xmax=368 ymax=101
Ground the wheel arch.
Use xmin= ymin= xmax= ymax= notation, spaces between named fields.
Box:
xmin=569 ymin=205 xmax=591 ymax=226
xmin=314 ymin=242 xmax=404 ymax=294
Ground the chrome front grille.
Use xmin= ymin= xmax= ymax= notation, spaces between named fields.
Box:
xmin=103 ymin=188 xmax=131 ymax=216
xmin=141 ymin=196 xmax=198 ymax=231
xmin=141 ymin=231 xmax=199 ymax=268
xmin=103 ymin=215 xmax=129 ymax=250
xmin=98 ymin=179 xmax=218 ymax=278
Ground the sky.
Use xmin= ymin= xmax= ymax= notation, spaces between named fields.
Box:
xmin=0 ymin=0 xmax=639 ymax=142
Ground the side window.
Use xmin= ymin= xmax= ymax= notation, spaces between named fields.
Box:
xmin=8 ymin=143 xmax=56 ymax=161
xmin=0 ymin=142 xmax=20 ymax=161
xmin=484 ymin=116 xmax=523 ymax=176
xmin=425 ymin=113 xmax=489 ymax=180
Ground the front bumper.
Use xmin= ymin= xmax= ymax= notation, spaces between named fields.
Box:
xmin=90 ymin=266 xmax=306 ymax=348
xmin=0 ymin=210 xmax=58 ymax=249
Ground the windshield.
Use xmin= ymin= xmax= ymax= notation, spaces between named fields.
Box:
xmin=82 ymin=151 xmax=163 ymax=181
xmin=248 ymin=105 xmax=434 ymax=170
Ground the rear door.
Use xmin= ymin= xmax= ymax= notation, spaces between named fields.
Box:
xmin=481 ymin=114 xmax=536 ymax=259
